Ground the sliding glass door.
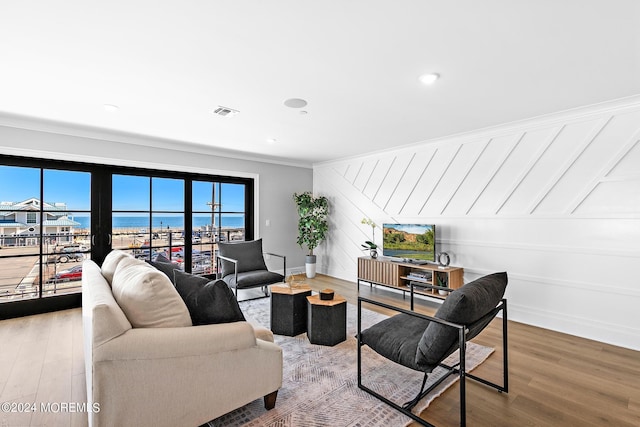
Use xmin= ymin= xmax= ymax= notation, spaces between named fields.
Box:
xmin=0 ymin=155 xmax=254 ymax=317
xmin=0 ymin=164 xmax=91 ymax=303
xmin=111 ymin=174 xmax=187 ymax=269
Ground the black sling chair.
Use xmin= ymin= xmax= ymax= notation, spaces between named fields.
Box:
xmin=216 ymin=239 xmax=286 ymax=301
xmin=357 ymin=272 xmax=508 ymax=427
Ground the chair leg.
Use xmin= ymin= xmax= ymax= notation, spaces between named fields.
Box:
xmin=402 ymin=372 xmax=429 ymax=409
xmin=263 ymin=390 xmax=278 ymax=410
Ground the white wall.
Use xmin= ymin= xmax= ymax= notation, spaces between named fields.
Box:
xmin=314 ymin=95 xmax=640 ymax=350
xmin=0 ymin=119 xmax=313 ymax=272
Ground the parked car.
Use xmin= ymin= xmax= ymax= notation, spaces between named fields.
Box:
xmin=61 ymin=244 xmax=89 ymax=252
xmin=48 ymin=251 xmax=83 ymax=263
xmin=51 ymin=265 xmax=83 ymax=282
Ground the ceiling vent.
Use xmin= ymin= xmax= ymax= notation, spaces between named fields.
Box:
xmin=212 ymin=106 xmax=239 ymax=117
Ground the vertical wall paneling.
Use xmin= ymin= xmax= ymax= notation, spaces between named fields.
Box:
xmin=313 ymin=96 xmax=640 ymax=350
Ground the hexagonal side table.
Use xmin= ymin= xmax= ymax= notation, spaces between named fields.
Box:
xmin=270 ymin=284 xmax=312 ymax=336
xmin=306 ymin=294 xmax=347 ymax=346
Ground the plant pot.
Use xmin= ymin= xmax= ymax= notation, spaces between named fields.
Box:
xmin=305 ymin=255 xmax=317 ymax=278
xmin=438 ymin=289 xmax=449 ymax=296
xmin=369 ymin=249 xmax=378 ymax=259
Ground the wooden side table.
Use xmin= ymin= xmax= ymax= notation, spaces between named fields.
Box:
xmin=306 ymin=294 xmax=347 ymax=346
xmin=270 ymin=284 xmax=312 ymax=336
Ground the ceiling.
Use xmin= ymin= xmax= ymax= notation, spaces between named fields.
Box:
xmin=1 ymin=1 xmax=639 ymax=167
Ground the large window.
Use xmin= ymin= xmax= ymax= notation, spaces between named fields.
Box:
xmin=0 ymin=165 xmax=91 ymax=302
xmin=112 ymin=175 xmax=187 ymax=269
xmin=0 ymin=156 xmax=254 ymax=315
xmin=192 ymin=181 xmax=247 ymax=274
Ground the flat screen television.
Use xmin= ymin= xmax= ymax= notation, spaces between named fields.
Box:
xmin=382 ymin=223 xmax=436 ymax=263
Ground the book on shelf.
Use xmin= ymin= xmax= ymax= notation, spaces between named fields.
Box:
xmin=407 ymin=271 xmax=432 ymax=281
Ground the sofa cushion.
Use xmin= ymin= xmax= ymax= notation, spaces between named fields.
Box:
xmin=174 ymin=270 xmax=246 ymax=325
xmin=218 ymin=239 xmax=268 ymax=278
xmin=101 ymin=249 xmax=133 ymax=285
xmin=415 ymin=272 xmax=508 ymax=368
xmin=111 ymin=256 xmax=192 ymax=328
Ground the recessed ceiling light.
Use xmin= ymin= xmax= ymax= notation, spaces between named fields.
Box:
xmin=266 ymin=138 xmax=277 ymax=144
xmin=103 ymin=104 xmax=119 ymax=112
xmin=284 ymin=98 xmax=308 ymax=108
xmin=419 ymin=73 xmax=440 ymax=85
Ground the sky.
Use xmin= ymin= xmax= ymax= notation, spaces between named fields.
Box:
xmin=0 ymin=166 xmax=245 ymax=213
xmin=383 ymin=223 xmax=434 ymax=235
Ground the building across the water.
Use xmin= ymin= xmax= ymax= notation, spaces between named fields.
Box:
xmin=0 ymin=198 xmax=80 ymax=246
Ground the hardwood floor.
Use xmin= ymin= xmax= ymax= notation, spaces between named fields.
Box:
xmin=1 ymin=274 xmax=638 ymax=427
xmin=305 ymin=275 xmax=640 ymax=427
xmin=0 ymin=308 xmax=86 ymax=427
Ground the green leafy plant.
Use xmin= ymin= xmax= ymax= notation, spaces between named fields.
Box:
xmin=293 ymin=192 xmax=329 ymax=256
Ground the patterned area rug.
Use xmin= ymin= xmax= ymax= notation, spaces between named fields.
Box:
xmin=209 ymin=296 xmax=493 ymax=426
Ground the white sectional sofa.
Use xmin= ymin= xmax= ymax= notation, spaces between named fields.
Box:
xmin=82 ymin=251 xmax=282 ymax=427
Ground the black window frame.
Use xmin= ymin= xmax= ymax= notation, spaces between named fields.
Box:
xmin=0 ymin=154 xmax=255 ymax=319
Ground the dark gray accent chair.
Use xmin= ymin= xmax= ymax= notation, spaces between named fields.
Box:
xmin=216 ymin=239 xmax=286 ymax=300
xmin=357 ymin=272 xmax=509 ymax=427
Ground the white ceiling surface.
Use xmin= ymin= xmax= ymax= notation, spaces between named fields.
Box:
xmin=1 ymin=1 xmax=639 ymax=166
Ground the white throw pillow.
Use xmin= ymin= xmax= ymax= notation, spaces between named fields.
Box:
xmin=101 ymin=249 xmax=133 ymax=285
xmin=111 ymin=256 xmax=192 ymax=328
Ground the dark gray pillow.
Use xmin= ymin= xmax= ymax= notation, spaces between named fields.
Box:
xmin=147 ymin=255 xmax=179 ymax=284
xmin=415 ymin=272 xmax=508 ymax=368
xmin=173 ymin=270 xmax=246 ymax=325
xmin=155 ymin=252 xmax=171 ymax=263
xmin=218 ymin=239 xmax=268 ymax=278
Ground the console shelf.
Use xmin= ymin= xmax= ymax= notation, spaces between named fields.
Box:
xmin=357 ymin=257 xmax=464 ymax=310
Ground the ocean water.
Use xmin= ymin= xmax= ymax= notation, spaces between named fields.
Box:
xmin=73 ymin=215 xmax=244 ymax=229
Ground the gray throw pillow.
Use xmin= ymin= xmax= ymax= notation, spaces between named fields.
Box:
xmin=218 ymin=239 xmax=268 ymax=278
xmin=415 ymin=272 xmax=508 ymax=368
xmin=146 ymin=255 xmax=179 ymax=284
xmin=155 ymin=252 xmax=171 ymax=263
xmin=173 ymin=270 xmax=246 ymax=325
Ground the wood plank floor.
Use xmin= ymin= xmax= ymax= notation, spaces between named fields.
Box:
xmin=1 ymin=274 xmax=638 ymax=427
xmin=306 ymin=275 xmax=640 ymax=427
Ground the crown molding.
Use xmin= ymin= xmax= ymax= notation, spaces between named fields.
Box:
xmin=0 ymin=111 xmax=313 ymax=169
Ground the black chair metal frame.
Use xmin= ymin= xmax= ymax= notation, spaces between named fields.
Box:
xmin=216 ymin=252 xmax=286 ymax=300
xmin=357 ymin=296 xmax=508 ymax=427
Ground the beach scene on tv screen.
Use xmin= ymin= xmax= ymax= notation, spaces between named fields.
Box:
xmin=382 ymin=224 xmax=435 ymax=261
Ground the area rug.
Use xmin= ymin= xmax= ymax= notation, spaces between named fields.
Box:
xmin=208 ymin=297 xmax=493 ymax=426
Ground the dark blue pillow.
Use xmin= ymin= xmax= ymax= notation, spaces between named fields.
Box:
xmin=173 ymin=270 xmax=246 ymax=325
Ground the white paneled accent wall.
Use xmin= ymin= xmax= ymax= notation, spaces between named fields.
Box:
xmin=314 ymin=96 xmax=640 ymax=350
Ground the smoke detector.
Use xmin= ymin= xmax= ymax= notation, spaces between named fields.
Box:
xmin=212 ymin=106 xmax=240 ymax=117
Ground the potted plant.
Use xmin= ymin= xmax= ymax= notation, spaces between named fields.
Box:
xmin=437 ymin=274 xmax=449 ymax=295
xmin=293 ymin=192 xmax=329 ymax=278
xmin=360 ymin=217 xmax=378 ymax=258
